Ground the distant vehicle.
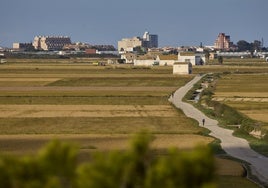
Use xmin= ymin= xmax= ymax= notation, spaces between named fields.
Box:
xmin=0 ymin=53 xmax=7 ymax=64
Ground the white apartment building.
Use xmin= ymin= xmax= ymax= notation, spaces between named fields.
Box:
xmin=33 ymin=36 xmax=71 ymax=51
xmin=118 ymin=37 xmax=143 ymax=53
xmin=118 ymin=31 xmax=158 ymax=53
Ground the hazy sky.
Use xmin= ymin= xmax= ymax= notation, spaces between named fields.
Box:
xmin=0 ymin=0 xmax=267 ymax=48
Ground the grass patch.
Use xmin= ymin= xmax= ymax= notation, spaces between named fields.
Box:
xmin=208 ymin=139 xmax=226 ymax=155
xmin=0 ymin=116 xmax=202 ymax=135
xmin=0 ymin=89 xmax=176 ymax=97
xmin=0 ymin=96 xmax=170 ymax=105
xmin=47 ymin=76 xmax=192 ymax=87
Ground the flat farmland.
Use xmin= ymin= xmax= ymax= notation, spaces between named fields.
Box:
xmin=0 ymin=63 xmax=210 ymax=155
xmin=193 ymin=64 xmax=268 ymax=74
xmin=213 ymin=74 xmax=268 ymax=125
xmin=0 ymin=134 xmax=213 ymax=155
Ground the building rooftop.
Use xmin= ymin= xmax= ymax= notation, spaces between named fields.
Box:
xmin=158 ymin=55 xmax=178 ymax=60
xmin=179 ymin=52 xmax=195 ymax=56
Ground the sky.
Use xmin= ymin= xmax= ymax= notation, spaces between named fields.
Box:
xmin=0 ymin=0 xmax=267 ymax=48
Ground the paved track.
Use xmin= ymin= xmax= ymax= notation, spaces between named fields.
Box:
xmin=170 ymin=75 xmax=268 ymax=186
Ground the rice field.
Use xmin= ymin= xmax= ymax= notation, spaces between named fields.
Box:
xmin=0 ymin=134 xmax=214 ymax=154
xmin=193 ymin=65 xmax=268 ymax=74
xmin=0 ymin=63 xmax=208 ymax=154
xmin=0 ymin=62 xmax=258 ymax=186
xmin=213 ymin=74 xmax=268 ymax=124
xmin=0 ymin=105 xmax=179 ymax=118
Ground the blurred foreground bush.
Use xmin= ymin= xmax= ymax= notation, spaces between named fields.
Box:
xmin=0 ymin=133 xmax=216 ymax=188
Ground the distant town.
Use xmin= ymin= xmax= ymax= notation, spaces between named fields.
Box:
xmin=1 ymin=32 xmax=268 ymax=66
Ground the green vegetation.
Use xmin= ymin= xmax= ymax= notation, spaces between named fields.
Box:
xmin=189 ymin=73 xmax=268 ymax=157
xmin=47 ymin=77 xmax=189 ymax=87
xmin=0 ymin=133 xmax=217 ymax=188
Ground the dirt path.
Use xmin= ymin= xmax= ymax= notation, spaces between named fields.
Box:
xmin=170 ymin=75 xmax=268 ymax=186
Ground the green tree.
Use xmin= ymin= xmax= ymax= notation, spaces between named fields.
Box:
xmin=252 ymin=40 xmax=262 ymax=51
xmin=237 ymin=40 xmax=251 ymax=51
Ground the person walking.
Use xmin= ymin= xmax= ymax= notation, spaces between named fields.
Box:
xmin=202 ymin=118 xmax=205 ymax=126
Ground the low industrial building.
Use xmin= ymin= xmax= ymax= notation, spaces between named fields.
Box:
xmin=133 ymin=55 xmax=177 ymax=66
xmin=216 ymin=51 xmax=251 ymax=58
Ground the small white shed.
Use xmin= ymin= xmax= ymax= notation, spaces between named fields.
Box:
xmin=173 ymin=62 xmax=192 ymax=75
xmin=178 ymin=52 xmax=205 ymax=65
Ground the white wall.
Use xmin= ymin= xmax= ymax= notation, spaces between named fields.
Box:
xmin=178 ymin=55 xmax=196 ymax=65
xmin=178 ymin=54 xmax=206 ymax=66
xmin=159 ymin=60 xmax=176 ymax=66
xmin=134 ymin=60 xmax=156 ymax=66
xmin=134 ymin=59 xmax=176 ymax=66
xmin=173 ymin=64 xmax=190 ymax=74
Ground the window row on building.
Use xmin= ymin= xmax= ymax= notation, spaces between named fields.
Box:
xmin=33 ymin=36 xmax=71 ymax=51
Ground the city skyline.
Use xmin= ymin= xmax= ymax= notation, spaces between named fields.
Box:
xmin=0 ymin=0 xmax=267 ymax=48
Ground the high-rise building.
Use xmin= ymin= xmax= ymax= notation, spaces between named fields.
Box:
xmin=214 ymin=33 xmax=232 ymax=50
xmin=142 ymin=31 xmax=158 ymax=48
xmin=33 ymin=36 xmax=71 ymax=51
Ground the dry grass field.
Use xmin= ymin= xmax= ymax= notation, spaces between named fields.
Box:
xmin=0 ymin=134 xmax=214 ymax=154
xmin=0 ymin=63 xmax=208 ymax=152
xmin=0 ymin=105 xmax=178 ymax=118
xmin=213 ymin=74 xmax=268 ymax=125
xmin=0 ymin=62 xmax=259 ymax=187
xmin=193 ymin=64 xmax=268 ymax=74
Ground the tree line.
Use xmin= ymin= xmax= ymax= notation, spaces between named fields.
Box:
xmin=236 ymin=40 xmax=267 ymax=52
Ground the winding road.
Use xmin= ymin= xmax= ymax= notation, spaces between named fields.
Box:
xmin=170 ymin=75 xmax=268 ymax=186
